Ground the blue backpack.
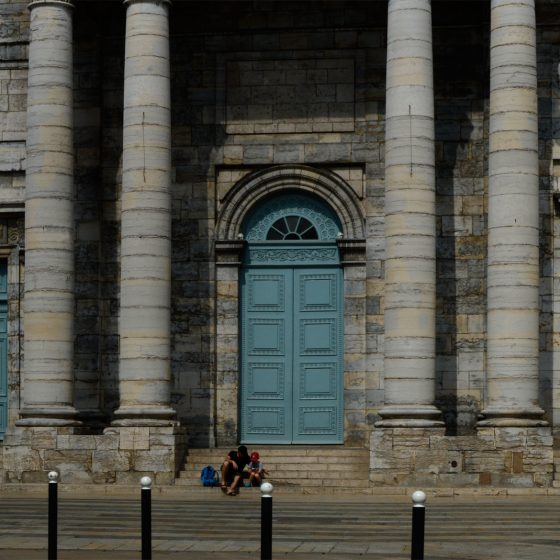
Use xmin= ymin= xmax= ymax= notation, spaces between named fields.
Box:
xmin=200 ymin=465 xmax=218 ymax=487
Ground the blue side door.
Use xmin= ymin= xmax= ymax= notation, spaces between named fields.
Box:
xmin=241 ymin=260 xmax=343 ymax=444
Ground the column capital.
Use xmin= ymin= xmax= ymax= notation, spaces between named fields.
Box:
xmin=28 ymin=0 xmax=74 ymax=10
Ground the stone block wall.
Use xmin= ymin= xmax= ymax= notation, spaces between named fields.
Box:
xmin=371 ymin=427 xmax=553 ymax=488
xmin=0 ymin=0 xmax=558 ymax=470
xmin=3 ymin=426 xmax=186 ymax=485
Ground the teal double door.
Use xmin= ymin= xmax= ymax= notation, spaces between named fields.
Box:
xmin=241 ymin=247 xmax=343 ymax=444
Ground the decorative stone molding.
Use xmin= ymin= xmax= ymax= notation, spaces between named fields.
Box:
xmin=337 ymin=239 xmax=366 ymax=266
xmin=215 ymin=240 xmax=245 ymax=266
xmin=216 ymin=165 xmax=366 ymax=242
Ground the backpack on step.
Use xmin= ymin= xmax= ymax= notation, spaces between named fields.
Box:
xmin=200 ymin=465 xmax=219 ymax=487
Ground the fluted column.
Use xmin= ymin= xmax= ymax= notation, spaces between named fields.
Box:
xmin=113 ymin=0 xmax=175 ymax=426
xmin=479 ymin=0 xmax=545 ymax=426
xmin=377 ymin=0 xmax=442 ymax=427
xmin=19 ymin=0 xmax=78 ymax=426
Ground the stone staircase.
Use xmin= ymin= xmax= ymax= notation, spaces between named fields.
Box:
xmin=176 ymin=446 xmax=370 ymax=493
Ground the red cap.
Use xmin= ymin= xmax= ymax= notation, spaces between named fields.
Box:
xmin=250 ymin=452 xmax=260 ymax=462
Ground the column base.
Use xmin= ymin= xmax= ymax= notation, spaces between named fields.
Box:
xmin=112 ymin=405 xmax=177 ymax=427
xmin=478 ymin=405 xmax=547 ymax=427
xmin=375 ymin=405 xmax=444 ymax=428
xmin=16 ymin=406 xmax=81 ymax=427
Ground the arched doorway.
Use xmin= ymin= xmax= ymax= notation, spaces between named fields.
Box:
xmin=240 ymin=193 xmax=344 ymax=444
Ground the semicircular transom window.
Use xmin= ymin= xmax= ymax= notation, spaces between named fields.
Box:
xmin=266 ymin=216 xmax=319 ymax=240
xmin=244 ymin=193 xmax=341 ymax=241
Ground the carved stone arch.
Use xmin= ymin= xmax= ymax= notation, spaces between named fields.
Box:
xmin=216 ymin=165 xmax=366 ymax=241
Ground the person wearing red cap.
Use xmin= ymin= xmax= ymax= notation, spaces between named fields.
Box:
xmin=246 ymin=451 xmax=266 ymax=487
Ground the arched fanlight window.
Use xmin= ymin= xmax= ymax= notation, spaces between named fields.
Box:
xmin=266 ymin=216 xmax=319 ymax=240
xmin=243 ymin=193 xmax=341 ymax=241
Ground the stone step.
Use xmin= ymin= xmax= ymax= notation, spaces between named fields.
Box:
xmin=181 ymin=461 xmax=354 ymax=472
xmin=178 ymin=446 xmax=370 ymax=491
xmin=185 ymin=446 xmax=368 ymax=458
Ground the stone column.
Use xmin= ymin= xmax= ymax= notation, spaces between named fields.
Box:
xmin=113 ymin=0 xmax=175 ymax=426
xmin=18 ymin=0 xmax=78 ymax=426
xmin=377 ymin=0 xmax=442 ymax=427
xmin=479 ymin=0 xmax=545 ymax=426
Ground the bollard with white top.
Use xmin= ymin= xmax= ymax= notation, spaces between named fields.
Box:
xmin=48 ymin=471 xmax=58 ymax=560
xmin=260 ymin=482 xmax=273 ymax=560
xmin=141 ymin=476 xmax=152 ymax=560
xmin=411 ymin=490 xmax=426 ymax=560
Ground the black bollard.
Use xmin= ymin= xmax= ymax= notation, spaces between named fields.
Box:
xmin=141 ymin=476 xmax=152 ymax=560
xmin=48 ymin=471 xmax=58 ymax=560
xmin=410 ymin=490 xmax=426 ymax=560
xmin=260 ymin=482 xmax=273 ymax=560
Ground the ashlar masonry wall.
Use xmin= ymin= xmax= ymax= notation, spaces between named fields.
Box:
xmin=0 ymin=0 xmax=559 ymax=486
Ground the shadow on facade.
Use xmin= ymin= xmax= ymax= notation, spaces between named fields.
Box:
xmin=433 ymin=3 xmax=488 ymax=435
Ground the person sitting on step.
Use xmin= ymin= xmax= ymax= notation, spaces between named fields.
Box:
xmin=245 ymin=451 xmax=266 ymax=487
xmin=221 ymin=445 xmax=250 ymax=496
xmin=220 ymin=450 xmax=238 ymax=493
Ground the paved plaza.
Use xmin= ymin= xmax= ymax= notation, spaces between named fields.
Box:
xmin=0 ymin=490 xmax=558 ymax=559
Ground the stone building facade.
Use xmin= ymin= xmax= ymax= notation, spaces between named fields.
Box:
xmin=0 ymin=0 xmax=559 ymax=487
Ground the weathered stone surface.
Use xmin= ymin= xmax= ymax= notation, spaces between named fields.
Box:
xmin=43 ymin=449 xmax=92 ymax=469
xmin=133 ymin=449 xmax=174 ymax=473
xmin=430 ymin=435 xmax=494 ymax=452
xmin=155 ymin=471 xmax=174 ymax=485
xmin=3 ymin=446 xmax=40 ymax=473
xmin=92 ymin=450 xmax=131 ymax=473
xmin=57 ymin=435 xmax=96 ymax=450
xmin=463 ymin=452 xmax=506 ymax=473
xmin=94 ymin=433 xmax=119 ymax=451
xmin=494 ymin=428 xmax=529 ymax=450
xmin=371 ymin=425 xmax=554 ymax=487
xmin=119 ymin=428 xmax=150 ymax=451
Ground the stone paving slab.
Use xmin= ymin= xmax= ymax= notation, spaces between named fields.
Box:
xmin=0 ymin=494 xmax=558 ymax=559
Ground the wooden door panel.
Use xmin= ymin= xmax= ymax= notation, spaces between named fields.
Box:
xmin=241 ymin=262 xmax=343 ymax=444
xmin=241 ymin=269 xmax=292 ymax=443
xmin=293 ymin=270 xmax=343 ymax=443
